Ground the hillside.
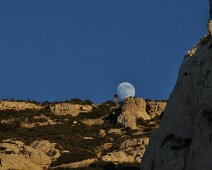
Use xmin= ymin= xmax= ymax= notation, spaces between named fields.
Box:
xmin=0 ymin=98 xmax=166 ymax=170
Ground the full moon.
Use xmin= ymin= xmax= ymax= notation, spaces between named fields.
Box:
xmin=117 ymin=82 xmax=135 ymax=101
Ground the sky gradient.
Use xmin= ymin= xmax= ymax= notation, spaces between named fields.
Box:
xmin=0 ymin=0 xmax=209 ymax=103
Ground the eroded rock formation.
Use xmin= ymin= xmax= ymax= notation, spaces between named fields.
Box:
xmin=117 ymin=97 xmax=166 ymax=129
xmin=117 ymin=97 xmax=151 ymax=129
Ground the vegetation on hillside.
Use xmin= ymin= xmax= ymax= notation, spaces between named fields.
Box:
xmin=0 ymin=99 xmax=162 ymax=169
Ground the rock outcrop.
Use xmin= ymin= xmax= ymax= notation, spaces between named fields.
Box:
xmin=209 ymin=20 xmax=212 ymax=34
xmin=0 ymin=140 xmax=52 ymax=170
xmin=102 ymin=151 xmax=135 ymax=163
xmin=117 ymin=97 xmax=151 ymax=129
xmin=50 ymin=158 xmax=97 ymax=169
xmin=0 ymin=154 xmax=42 ymax=170
xmin=30 ymin=140 xmax=61 ymax=161
xmin=0 ymin=101 xmax=41 ymax=111
xmin=141 ymin=3 xmax=212 ymax=170
xmin=116 ymin=97 xmax=166 ymax=129
xmin=81 ymin=118 xmax=104 ymax=126
xmin=102 ymin=138 xmax=149 ymax=163
xmin=50 ymin=103 xmax=93 ymax=116
xmin=146 ymin=100 xmax=166 ymax=117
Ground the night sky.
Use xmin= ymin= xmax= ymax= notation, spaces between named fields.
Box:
xmin=0 ymin=0 xmax=209 ymax=103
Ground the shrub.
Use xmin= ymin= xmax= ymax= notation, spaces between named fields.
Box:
xmin=78 ymin=105 xmax=112 ymax=120
xmin=50 ymin=149 xmax=96 ymax=166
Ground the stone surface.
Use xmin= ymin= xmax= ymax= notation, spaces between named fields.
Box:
xmin=0 ymin=140 xmax=52 ymax=170
xmin=209 ymin=19 xmax=212 ymax=35
xmin=108 ymin=128 xmax=122 ymax=135
xmin=50 ymin=103 xmax=92 ymax=116
xmin=0 ymin=101 xmax=41 ymax=111
xmin=117 ymin=97 xmax=150 ymax=129
xmin=146 ymin=100 xmax=166 ymax=117
xmin=81 ymin=118 xmax=104 ymax=126
xmin=51 ymin=158 xmax=97 ymax=169
xmin=30 ymin=140 xmax=61 ymax=161
xmin=120 ymin=138 xmax=149 ymax=150
xmin=141 ymin=31 xmax=212 ymax=169
xmin=102 ymin=138 xmax=149 ymax=163
xmin=24 ymin=145 xmax=51 ymax=168
xmin=21 ymin=116 xmax=57 ymax=128
xmin=0 ymin=154 xmax=42 ymax=170
xmin=102 ymin=151 xmax=135 ymax=163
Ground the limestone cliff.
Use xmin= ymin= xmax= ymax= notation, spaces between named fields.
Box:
xmin=141 ymin=2 xmax=212 ymax=170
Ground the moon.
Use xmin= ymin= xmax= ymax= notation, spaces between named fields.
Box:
xmin=117 ymin=82 xmax=135 ymax=101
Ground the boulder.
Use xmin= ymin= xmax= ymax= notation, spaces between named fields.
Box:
xmin=22 ymin=146 xmax=51 ymax=168
xmin=117 ymin=97 xmax=150 ymax=129
xmin=0 ymin=154 xmax=42 ymax=170
xmin=0 ymin=140 xmax=51 ymax=170
xmin=30 ymin=140 xmax=61 ymax=161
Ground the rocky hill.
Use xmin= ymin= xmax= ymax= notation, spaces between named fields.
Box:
xmin=0 ymin=98 xmax=166 ymax=170
xmin=141 ymin=1 xmax=212 ymax=170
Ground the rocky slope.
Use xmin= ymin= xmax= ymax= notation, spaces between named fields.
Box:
xmin=141 ymin=2 xmax=212 ymax=170
xmin=0 ymin=98 xmax=166 ymax=170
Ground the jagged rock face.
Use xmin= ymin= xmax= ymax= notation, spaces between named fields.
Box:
xmin=117 ymin=97 xmax=151 ymax=129
xmin=146 ymin=100 xmax=166 ymax=117
xmin=141 ymin=35 xmax=212 ymax=169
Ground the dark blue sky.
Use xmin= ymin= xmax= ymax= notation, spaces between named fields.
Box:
xmin=0 ymin=0 xmax=209 ymax=103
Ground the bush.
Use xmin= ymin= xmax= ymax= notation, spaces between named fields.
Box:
xmin=78 ymin=105 xmax=112 ymax=120
xmin=102 ymin=101 xmax=117 ymax=107
xmin=0 ymin=109 xmax=43 ymax=120
xmin=50 ymin=149 xmax=96 ymax=166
